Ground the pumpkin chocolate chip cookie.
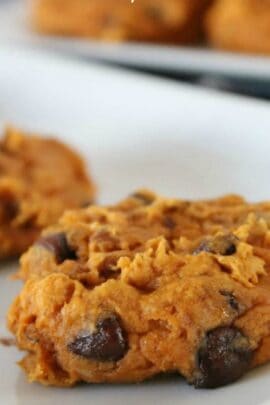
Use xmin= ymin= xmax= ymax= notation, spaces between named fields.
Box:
xmin=8 ymin=191 xmax=270 ymax=387
xmin=0 ymin=127 xmax=95 ymax=258
xmin=205 ymin=0 xmax=270 ymax=54
xmin=32 ymin=0 xmax=211 ymax=44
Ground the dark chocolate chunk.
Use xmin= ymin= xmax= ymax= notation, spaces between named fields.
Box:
xmin=194 ymin=234 xmax=238 ymax=256
xmin=36 ymin=233 xmax=76 ymax=264
xmin=194 ymin=326 xmax=253 ymax=388
xmin=0 ymin=195 xmax=19 ymax=222
xmin=68 ymin=313 xmax=128 ymax=362
xmin=163 ymin=216 xmax=176 ymax=230
xmin=100 ymin=266 xmax=121 ymax=280
xmin=130 ymin=192 xmax=154 ymax=205
xmin=98 ymin=256 xmax=121 ymax=280
xmin=4 ymin=200 xmax=18 ymax=221
xmin=220 ymin=290 xmax=239 ymax=311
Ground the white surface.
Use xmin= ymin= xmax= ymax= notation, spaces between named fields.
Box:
xmin=1 ymin=45 xmax=270 ymax=404
xmin=1 ymin=1 xmax=270 ymax=80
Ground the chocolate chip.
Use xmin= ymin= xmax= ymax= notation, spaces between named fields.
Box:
xmin=36 ymin=233 xmax=76 ymax=264
xmin=0 ymin=195 xmax=19 ymax=222
xmin=194 ymin=234 xmax=238 ymax=256
xmin=100 ymin=266 xmax=121 ymax=280
xmin=4 ymin=200 xmax=18 ymax=220
xmin=68 ymin=313 xmax=128 ymax=362
xmin=98 ymin=256 xmax=119 ymax=278
xmin=130 ymin=192 xmax=154 ymax=205
xmin=194 ymin=327 xmax=252 ymax=388
xmin=220 ymin=290 xmax=239 ymax=311
xmin=163 ymin=216 xmax=176 ymax=230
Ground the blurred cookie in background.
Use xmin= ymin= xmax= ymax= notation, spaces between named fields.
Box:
xmin=205 ymin=0 xmax=270 ymax=54
xmin=31 ymin=0 xmax=211 ymax=44
xmin=0 ymin=127 xmax=96 ymax=259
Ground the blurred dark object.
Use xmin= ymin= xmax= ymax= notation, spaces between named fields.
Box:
xmin=114 ymin=63 xmax=270 ymax=101
xmin=197 ymin=76 xmax=270 ymax=101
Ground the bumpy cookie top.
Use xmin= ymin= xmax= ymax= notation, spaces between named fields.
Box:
xmin=19 ymin=190 xmax=270 ymax=288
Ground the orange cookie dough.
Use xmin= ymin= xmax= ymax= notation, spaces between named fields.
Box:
xmin=0 ymin=127 xmax=95 ymax=258
xmin=8 ymin=191 xmax=270 ymax=388
xmin=32 ymin=0 xmax=211 ymax=44
xmin=205 ymin=0 xmax=270 ymax=54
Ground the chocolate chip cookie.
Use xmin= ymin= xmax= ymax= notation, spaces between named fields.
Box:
xmin=8 ymin=191 xmax=270 ymax=387
xmin=0 ymin=127 xmax=95 ymax=258
xmin=32 ymin=0 xmax=211 ymax=44
xmin=205 ymin=0 xmax=270 ymax=54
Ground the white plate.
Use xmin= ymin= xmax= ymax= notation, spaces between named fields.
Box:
xmin=1 ymin=1 xmax=270 ymax=81
xmin=1 ymin=45 xmax=270 ymax=405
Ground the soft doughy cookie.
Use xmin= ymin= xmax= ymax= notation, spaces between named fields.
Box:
xmin=205 ymin=0 xmax=270 ymax=54
xmin=32 ymin=0 xmax=211 ymax=44
xmin=8 ymin=191 xmax=270 ymax=387
xmin=0 ymin=127 xmax=95 ymax=258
